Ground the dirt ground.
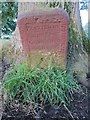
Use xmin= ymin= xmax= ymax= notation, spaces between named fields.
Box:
xmin=1 ymin=84 xmax=89 ymax=120
xmin=0 ymin=39 xmax=89 ymax=120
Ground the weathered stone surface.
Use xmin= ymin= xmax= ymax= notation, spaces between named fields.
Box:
xmin=18 ymin=8 xmax=68 ymax=68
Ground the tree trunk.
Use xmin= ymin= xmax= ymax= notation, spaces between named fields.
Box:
xmin=70 ymin=1 xmax=82 ymax=34
xmin=14 ymin=2 xmax=81 ymax=51
xmin=10 ymin=2 xmax=88 ymax=86
xmin=12 ymin=2 xmax=46 ymax=55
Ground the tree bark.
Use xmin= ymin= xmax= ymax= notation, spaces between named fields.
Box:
xmin=12 ymin=2 xmax=46 ymax=51
xmin=14 ymin=1 xmax=83 ymax=50
xmin=11 ymin=1 xmax=88 ymax=87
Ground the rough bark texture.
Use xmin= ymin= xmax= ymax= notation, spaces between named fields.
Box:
xmin=70 ymin=2 xmax=88 ymax=87
xmin=3 ymin=2 xmax=89 ymax=83
xmin=10 ymin=2 xmax=47 ymax=64
xmin=71 ymin=1 xmax=82 ymax=35
xmin=11 ymin=2 xmax=88 ymax=85
xmin=13 ymin=2 xmax=48 ymax=47
xmin=15 ymin=1 xmax=82 ymax=49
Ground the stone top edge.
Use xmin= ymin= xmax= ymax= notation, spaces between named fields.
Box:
xmin=18 ymin=8 xmax=68 ymax=21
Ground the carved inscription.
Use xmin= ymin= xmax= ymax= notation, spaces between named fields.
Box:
xmin=18 ymin=8 xmax=68 ymax=68
xmin=26 ymin=21 xmax=67 ymax=52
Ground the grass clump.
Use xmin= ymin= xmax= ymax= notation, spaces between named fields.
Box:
xmin=3 ymin=60 xmax=80 ymax=107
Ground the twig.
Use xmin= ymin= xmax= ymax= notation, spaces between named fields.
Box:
xmin=63 ymin=104 xmax=75 ymax=120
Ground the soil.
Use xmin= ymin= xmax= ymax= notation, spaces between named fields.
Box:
xmin=0 ymin=56 xmax=90 ymax=120
xmin=1 ymin=85 xmax=89 ymax=120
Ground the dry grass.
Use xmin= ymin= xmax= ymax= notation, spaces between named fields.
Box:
xmin=0 ymin=39 xmax=10 ymax=50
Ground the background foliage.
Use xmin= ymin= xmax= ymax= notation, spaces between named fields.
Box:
xmin=1 ymin=1 xmax=18 ymax=38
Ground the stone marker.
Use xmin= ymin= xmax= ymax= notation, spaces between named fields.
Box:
xmin=18 ymin=8 xmax=68 ymax=68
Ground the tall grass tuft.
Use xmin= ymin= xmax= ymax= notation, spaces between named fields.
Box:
xmin=3 ymin=59 xmax=80 ymax=107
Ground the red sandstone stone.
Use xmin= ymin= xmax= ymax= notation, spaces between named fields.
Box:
xmin=18 ymin=8 xmax=68 ymax=68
